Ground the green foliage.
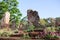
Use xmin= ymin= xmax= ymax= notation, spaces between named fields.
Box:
xmin=46 ymin=27 xmax=56 ymax=32
xmin=53 ymin=35 xmax=59 ymax=39
xmin=44 ymin=34 xmax=59 ymax=40
xmin=27 ymin=25 xmax=35 ymax=32
xmin=20 ymin=16 xmax=28 ymax=25
xmin=23 ymin=34 xmax=30 ymax=39
xmin=13 ymin=29 xmax=18 ymax=33
xmin=44 ymin=34 xmax=52 ymax=40
xmin=40 ymin=19 xmax=47 ymax=26
xmin=1 ymin=32 xmax=10 ymax=37
xmin=0 ymin=0 xmax=22 ymax=26
xmin=56 ymin=27 xmax=60 ymax=31
xmin=0 ymin=28 xmax=14 ymax=37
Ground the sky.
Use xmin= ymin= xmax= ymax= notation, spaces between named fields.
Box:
xmin=18 ymin=0 xmax=60 ymax=18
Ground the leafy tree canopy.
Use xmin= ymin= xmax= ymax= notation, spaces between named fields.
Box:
xmin=0 ymin=0 xmax=22 ymax=26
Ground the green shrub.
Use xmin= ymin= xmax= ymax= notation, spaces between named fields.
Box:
xmin=23 ymin=34 xmax=30 ymax=39
xmin=1 ymin=32 xmax=9 ymax=37
xmin=44 ymin=34 xmax=59 ymax=40
xmin=53 ymin=35 xmax=59 ymax=39
xmin=44 ymin=34 xmax=52 ymax=40
xmin=0 ymin=28 xmax=14 ymax=37
xmin=27 ymin=25 xmax=35 ymax=32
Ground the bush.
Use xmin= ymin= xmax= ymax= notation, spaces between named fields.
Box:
xmin=0 ymin=28 xmax=14 ymax=37
xmin=53 ymin=35 xmax=59 ymax=39
xmin=23 ymin=34 xmax=30 ymax=39
xmin=44 ymin=34 xmax=59 ymax=40
xmin=27 ymin=25 xmax=35 ymax=32
xmin=44 ymin=34 xmax=52 ymax=40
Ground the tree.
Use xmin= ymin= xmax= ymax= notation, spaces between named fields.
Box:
xmin=19 ymin=16 xmax=29 ymax=30
xmin=19 ymin=16 xmax=35 ymax=31
xmin=20 ymin=16 xmax=28 ymax=25
xmin=0 ymin=0 xmax=22 ymax=26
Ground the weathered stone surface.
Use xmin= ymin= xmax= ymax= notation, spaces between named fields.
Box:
xmin=1 ymin=11 xmax=10 ymax=28
xmin=27 ymin=9 xmax=40 ymax=28
xmin=10 ymin=21 xmax=16 ymax=30
xmin=4 ymin=11 xmax=10 ymax=24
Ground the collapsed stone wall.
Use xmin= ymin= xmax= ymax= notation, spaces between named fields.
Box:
xmin=27 ymin=9 xmax=41 ymax=28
